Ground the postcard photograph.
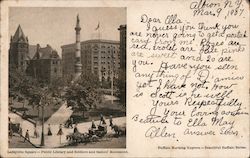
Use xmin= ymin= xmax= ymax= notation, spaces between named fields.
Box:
xmin=8 ymin=7 xmax=127 ymax=148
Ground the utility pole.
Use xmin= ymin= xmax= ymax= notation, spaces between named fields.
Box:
xmin=40 ymin=101 xmax=45 ymax=146
xmin=111 ymin=47 xmax=114 ymax=104
xmin=40 ymin=90 xmax=47 ymax=147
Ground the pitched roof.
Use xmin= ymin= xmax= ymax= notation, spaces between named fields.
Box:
xmin=12 ymin=25 xmax=28 ymax=43
xmin=28 ymin=45 xmax=37 ymax=59
xmin=32 ymin=44 xmax=60 ymax=60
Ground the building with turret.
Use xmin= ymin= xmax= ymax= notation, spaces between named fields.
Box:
xmin=9 ymin=25 xmax=62 ymax=83
xmin=9 ymin=25 xmax=30 ymax=71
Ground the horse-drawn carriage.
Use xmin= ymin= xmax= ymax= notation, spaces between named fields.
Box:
xmin=89 ymin=125 xmax=107 ymax=137
xmin=9 ymin=122 xmax=22 ymax=136
xmin=64 ymin=118 xmax=74 ymax=128
xmin=66 ymin=125 xmax=107 ymax=145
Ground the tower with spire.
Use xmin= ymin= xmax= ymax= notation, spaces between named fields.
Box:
xmin=9 ymin=24 xmax=29 ymax=71
xmin=74 ymin=14 xmax=82 ymax=80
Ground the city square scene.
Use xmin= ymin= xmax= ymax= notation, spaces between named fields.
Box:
xmin=8 ymin=7 xmax=126 ymax=148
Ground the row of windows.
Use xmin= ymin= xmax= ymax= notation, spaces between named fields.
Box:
xmin=100 ymin=61 xmax=120 ymax=64
xmin=52 ymin=60 xmax=61 ymax=64
xmin=101 ymin=56 xmax=119 ymax=59
xmin=83 ymin=44 xmax=119 ymax=48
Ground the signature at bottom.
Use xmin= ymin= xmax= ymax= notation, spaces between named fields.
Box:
xmin=145 ymin=126 xmax=176 ymax=138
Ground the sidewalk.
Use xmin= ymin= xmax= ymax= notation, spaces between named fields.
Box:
xmin=46 ymin=102 xmax=73 ymax=125
xmin=32 ymin=116 xmax=126 ymax=148
xmin=9 ymin=105 xmax=126 ymax=148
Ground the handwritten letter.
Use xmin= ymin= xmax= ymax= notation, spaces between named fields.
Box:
xmin=128 ymin=0 xmax=249 ymax=157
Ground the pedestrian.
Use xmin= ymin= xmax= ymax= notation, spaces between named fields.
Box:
xmin=8 ymin=118 xmax=13 ymax=138
xmin=24 ymin=130 xmax=30 ymax=142
xmin=109 ymin=115 xmax=113 ymax=127
xmin=69 ymin=117 xmax=74 ymax=129
xmin=9 ymin=127 xmax=13 ymax=138
xmin=48 ymin=124 xmax=52 ymax=136
xmin=99 ymin=114 xmax=104 ymax=125
xmin=102 ymin=116 xmax=106 ymax=125
xmin=99 ymin=114 xmax=106 ymax=125
xmin=22 ymin=111 xmax=27 ymax=119
xmin=73 ymin=124 xmax=78 ymax=133
xmin=18 ymin=125 xmax=23 ymax=137
xmin=57 ymin=124 xmax=63 ymax=135
xmin=91 ymin=120 xmax=96 ymax=129
xmin=34 ymin=125 xmax=38 ymax=138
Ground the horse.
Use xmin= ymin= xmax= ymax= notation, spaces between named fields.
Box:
xmin=111 ymin=124 xmax=126 ymax=136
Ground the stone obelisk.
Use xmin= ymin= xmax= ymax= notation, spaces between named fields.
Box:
xmin=74 ymin=14 xmax=82 ymax=80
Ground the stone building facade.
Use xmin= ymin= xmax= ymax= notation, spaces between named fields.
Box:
xmin=27 ymin=44 xmax=62 ymax=83
xmin=9 ymin=25 xmax=62 ymax=83
xmin=61 ymin=39 xmax=120 ymax=82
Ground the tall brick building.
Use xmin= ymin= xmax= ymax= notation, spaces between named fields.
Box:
xmin=9 ymin=25 xmax=62 ymax=83
xmin=61 ymin=39 xmax=120 ymax=82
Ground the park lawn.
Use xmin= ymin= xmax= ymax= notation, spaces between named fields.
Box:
xmin=71 ymin=98 xmax=126 ymax=123
xmin=10 ymin=98 xmax=63 ymax=123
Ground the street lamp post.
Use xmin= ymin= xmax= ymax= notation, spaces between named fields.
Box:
xmin=40 ymin=89 xmax=49 ymax=147
xmin=111 ymin=47 xmax=114 ymax=105
xmin=40 ymin=103 xmax=45 ymax=146
xmin=111 ymin=70 xmax=113 ymax=105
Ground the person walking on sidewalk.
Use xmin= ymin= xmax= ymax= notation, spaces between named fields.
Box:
xmin=8 ymin=117 xmax=13 ymax=139
xmin=24 ymin=130 xmax=30 ymax=142
xmin=109 ymin=115 xmax=113 ymax=127
xmin=73 ymin=124 xmax=79 ymax=133
xmin=18 ymin=124 xmax=23 ymax=137
xmin=48 ymin=124 xmax=52 ymax=136
xmin=99 ymin=114 xmax=106 ymax=125
xmin=91 ymin=120 xmax=96 ymax=129
xmin=34 ymin=124 xmax=39 ymax=138
xmin=57 ymin=124 xmax=63 ymax=135
xmin=69 ymin=117 xmax=74 ymax=129
xmin=57 ymin=124 xmax=63 ymax=144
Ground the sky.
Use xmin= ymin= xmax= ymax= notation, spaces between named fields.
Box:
xmin=9 ymin=7 xmax=126 ymax=55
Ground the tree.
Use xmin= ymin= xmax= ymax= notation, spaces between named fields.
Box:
xmin=9 ymin=67 xmax=37 ymax=110
xmin=64 ymin=74 xmax=101 ymax=120
xmin=117 ymin=71 xmax=126 ymax=105
xmin=9 ymin=67 xmax=53 ymax=117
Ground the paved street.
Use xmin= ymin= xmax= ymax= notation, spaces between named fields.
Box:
xmin=9 ymin=103 xmax=126 ymax=148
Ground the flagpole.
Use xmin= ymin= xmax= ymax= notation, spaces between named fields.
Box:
xmin=98 ymin=22 xmax=100 ymax=40
xmin=111 ymin=47 xmax=114 ymax=105
xmin=97 ymin=21 xmax=101 ymax=83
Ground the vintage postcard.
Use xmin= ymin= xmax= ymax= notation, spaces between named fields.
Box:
xmin=0 ymin=0 xmax=249 ymax=157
